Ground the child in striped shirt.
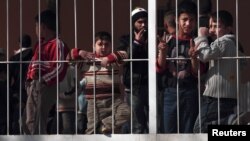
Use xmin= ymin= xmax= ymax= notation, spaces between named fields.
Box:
xmin=70 ymin=31 xmax=130 ymax=134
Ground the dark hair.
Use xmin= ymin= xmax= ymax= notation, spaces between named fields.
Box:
xmin=19 ymin=34 xmax=31 ymax=48
xmin=95 ymin=31 xmax=111 ymax=43
xmin=35 ymin=9 xmax=56 ymax=31
xmin=210 ymin=10 xmax=233 ymax=27
xmin=164 ymin=10 xmax=176 ymax=28
xmin=198 ymin=0 xmax=212 ymax=15
xmin=178 ymin=1 xmax=197 ymax=18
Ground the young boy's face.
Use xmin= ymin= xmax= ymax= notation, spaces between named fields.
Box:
xmin=164 ymin=19 xmax=176 ymax=35
xmin=209 ymin=18 xmax=231 ymax=40
xmin=178 ymin=13 xmax=196 ymax=35
xmin=94 ymin=39 xmax=111 ymax=57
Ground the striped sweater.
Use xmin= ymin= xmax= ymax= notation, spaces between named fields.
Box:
xmin=72 ymin=49 xmax=128 ymax=99
xmin=194 ymin=34 xmax=245 ymax=99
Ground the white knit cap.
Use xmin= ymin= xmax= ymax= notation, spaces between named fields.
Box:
xmin=131 ymin=7 xmax=147 ymax=23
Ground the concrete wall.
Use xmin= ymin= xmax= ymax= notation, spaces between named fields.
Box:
xmin=0 ymin=0 xmax=145 ymax=56
xmin=1 ymin=0 xmax=249 ymax=56
xmin=0 ymin=0 xmax=249 ymax=83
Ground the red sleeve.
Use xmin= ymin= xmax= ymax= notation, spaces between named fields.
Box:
xmin=107 ymin=51 xmax=128 ymax=63
xmin=71 ymin=48 xmax=81 ymax=60
xmin=156 ymin=60 xmax=167 ymax=74
xmin=107 ymin=53 xmax=116 ymax=62
xmin=42 ymin=40 xmax=69 ymax=85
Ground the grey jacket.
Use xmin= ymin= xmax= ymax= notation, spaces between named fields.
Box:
xmin=194 ymin=34 xmax=245 ymax=98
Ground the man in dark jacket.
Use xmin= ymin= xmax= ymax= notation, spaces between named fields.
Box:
xmin=118 ymin=7 xmax=148 ymax=133
xmin=9 ymin=34 xmax=33 ymax=134
xmin=0 ymin=49 xmax=7 ymax=135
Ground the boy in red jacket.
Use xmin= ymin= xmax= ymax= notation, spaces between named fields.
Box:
xmin=24 ymin=10 xmax=69 ymax=134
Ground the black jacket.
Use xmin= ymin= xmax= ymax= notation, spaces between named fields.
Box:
xmin=117 ymin=34 xmax=148 ymax=88
xmin=9 ymin=48 xmax=33 ymax=94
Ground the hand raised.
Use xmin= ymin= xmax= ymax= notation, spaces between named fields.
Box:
xmin=134 ymin=28 xmax=147 ymax=43
xmin=198 ymin=27 xmax=209 ymax=37
xmin=157 ymin=32 xmax=171 ymax=51
xmin=188 ymin=39 xmax=199 ymax=59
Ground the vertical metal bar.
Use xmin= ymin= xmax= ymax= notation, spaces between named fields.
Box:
xmin=197 ymin=0 xmax=200 ymax=30
xmin=6 ymin=0 xmax=10 ymax=135
xmin=111 ymin=0 xmax=114 ymax=134
xmin=216 ymin=0 xmax=221 ymax=125
xmin=129 ymin=0 xmax=133 ymax=133
xmin=92 ymin=0 xmax=96 ymax=134
xmin=175 ymin=0 xmax=180 ymax=133
xmin=56 ymin=0 xmax=59 ymax=134
xmin=148 ymin=0 xmax=157 ymax=134
xmin=248 ymin=83 xmax=250 ymax=112
xmin=73 ymin=0 xmax=78 ymax=134
xmin=197 ymin=0 xmax=202 ymax=133
xmin=38 ymin=0 xmax=41 ymax=134
xmin=235 ymin=0 xmax=240 ymax=125
xmin=19 ymin=0 xmax=23 ymax=134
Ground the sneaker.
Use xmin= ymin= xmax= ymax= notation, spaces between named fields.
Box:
xmin=100 ymin=125 xmax=111 ymax=134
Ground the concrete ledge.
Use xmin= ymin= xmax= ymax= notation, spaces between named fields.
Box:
xmin=0 ymin=134 xmax=207 ymax=141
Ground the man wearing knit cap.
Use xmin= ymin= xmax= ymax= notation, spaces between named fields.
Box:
xmin=131 ymin=7 xmax=148 ymax=42
xmin=118 ymin=7 xmax=149 ymax=133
